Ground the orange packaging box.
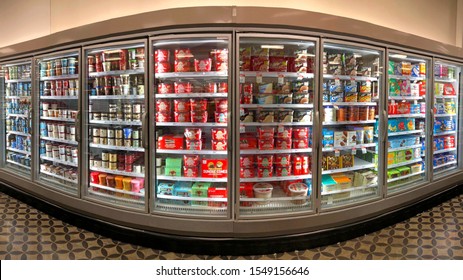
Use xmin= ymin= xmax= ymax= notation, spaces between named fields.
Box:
xmin=201 ymin=159 xmax=228 ymax=178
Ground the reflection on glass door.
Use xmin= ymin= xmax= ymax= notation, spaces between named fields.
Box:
xmin=432 ymin=61 xmax=461 ymax=177
xmin=84 ymin=41 xmax=147 ymax=209
xmin=321 ymin=42 xmax=382 ymax=208
xmin=1 ymin=60 xmax=32 ymax=176
xmin=152 ymin=35 xmax=231 ymax=217
xmin=386 ymin=52 xmax=429 ymax=193
xmin=237 ymin=36 xmax=316 ymax=216
xmin=37 ymin=51 xmax=79 ymax=193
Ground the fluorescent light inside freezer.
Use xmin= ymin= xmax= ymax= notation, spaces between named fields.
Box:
xmin=261 ymin=45 xmax=284 ymax=49
xmin=389 ymin=54 xmax=407 ymax=59
xmin=40 ymin=53 xmax=79 ymax=61
xmin=153 ymin=40 xmax=228 ymax=46
xmin=324 ymin=44 xmax=380 ymax=55
xmin=242 ymin=39 xmax=314 ymax=48
xmin=87 ymin=44 xmax=144 ymax=54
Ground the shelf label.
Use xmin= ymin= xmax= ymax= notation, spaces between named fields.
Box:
xmin=278 ymin=74 xmax=285 ymax=85
xmin=256 ymin=72 xmax=263 ymax=84
xmin=297 ymin=74 xmax=304 ymax=80
xmin=239 ymin=74 xmax=245 ymax=84
xmin=334 ymin=149 xmax=340 ymax=157
xmin=277 ymin=125 xmax=285 ymax=133
xmin=362 ymin=147 xmax=367 ymax=154
xmin=240 ymin=125 xmax=246 ymax=133
xmin=351 ymin=148 xmax=357 ymax=155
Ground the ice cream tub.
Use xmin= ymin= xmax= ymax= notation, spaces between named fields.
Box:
xmin=288 ymin=183 xmax=309 ymax=205
xmin=253 ymin=183 xmax=273 ymax=205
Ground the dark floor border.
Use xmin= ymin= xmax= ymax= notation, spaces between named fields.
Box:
xmin=1 ymin=182 xmax=462 ymax=256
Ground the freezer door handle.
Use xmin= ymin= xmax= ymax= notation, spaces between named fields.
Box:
xmin=75 ymin=110 xmax=81 ymax=142
xmin=142 ymin=112 xmax=148 ymax=149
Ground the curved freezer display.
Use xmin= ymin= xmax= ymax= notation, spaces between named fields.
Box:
xmin=0 ymin=24 xmax=462 ymax=239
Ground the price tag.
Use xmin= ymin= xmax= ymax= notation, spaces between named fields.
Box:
xmin=277 ymin=125 xmax=285 ymax=133
xmin=334 ymin=149 xmax=340 ymax=157
xmin=362 ymin=147 xmax=367 ymax=154
xmin=335 ymin=77 xmax=341 ymax=86
xmin=239 ymin=74 xmax=245 ymax=84
xmin=297 ymin=74 xmax=304 ymax=80
xmin=351 ymin=148 xmax=357 ymax=155
xmin=256 ymin=72 xmax=263 ymax=84
xmin=278 ymin=74 xmax=285 ymax=85
xmin=328 ymin=196 xmax=333 ymax=205
xmin=240 ymin=125 xmax=246 ymax=133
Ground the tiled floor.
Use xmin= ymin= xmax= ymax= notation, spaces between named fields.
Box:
xmin=0 ymin=192 xmax=462 ymax=260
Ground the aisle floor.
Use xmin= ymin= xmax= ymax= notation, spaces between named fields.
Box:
xmin=0 ymin=192 xmax=462 ymax=260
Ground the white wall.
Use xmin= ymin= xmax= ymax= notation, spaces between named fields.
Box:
xmin=0 ymin=0 xmax=462 ymax=48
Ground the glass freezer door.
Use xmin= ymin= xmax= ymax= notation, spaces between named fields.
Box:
xmin=1 ymin=60 xmax=32 ymax=176
xmin=432 ymin=61 xmax=461 ymax=177
xmin=36 ymin=51 xmax=80 ymax=194
xmin=237 ymin=36 xmax=317 ymax=216
xmin=386 ymin=52 xmax=430 ymax=193
xmin=152 ymin=35 xmax=231 ymax=217
xmin=321 ymin=42 xmax=382 ymax=208
xmin=83 ymin=41 xmax=148 ymax=210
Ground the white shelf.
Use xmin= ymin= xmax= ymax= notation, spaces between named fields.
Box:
xmin=434 ymin=148 xmax=457 ymax=155
xmin=40 ymin=96 xmax=78 ymax=100
xmin=241 ymin=71 xmax=314 ymax=79
xmin=157 ymin=194 xmax=227 ymax=202
xmin=157 ymin=175 xmax=227 ymax=183
xmin=434 ymin=131 xmax=457 ymax=136
xmin=241 ymin=122 xmax=312 ymax=127
xmin=41 ymin=117 xmax=75 ymax=122
xmin=156 ymin=93 xmax=228 ymax=98
xmin=434 ymin=95 xmax=458 ymax=99
xmin=388 ymin=144 xmax=422 ymax=152
xmin=41 ymin=136 xmax=77 ymax=145
xmin=241 ymin=104 xmax=313 ymax=109
xmin=5 ymin=96 xmax=31 ymax=99
xmin=240 ymin=148 xmax=312 ymax=155
xmin=385 ymin=130 xmax=424 ymax=137
xmin=323 ymin=120 xmax=375 ymax=126
xmin=387 ymin=114 xmax=425 ymax=118
xmin=240 ymin=174 xmax=312 ymax=183
xmin=90 ymin=183 xmax=144 ymax=197
xmin=322 ymin=157 xmax=375 ymax=175
xmin=89 ymin=95 xmax=144 ymax=100
xmin=322 ymin=143 xmax=376 ymax=152
xmin=388 ymin=170 xmax=425 ymax=183
xmin=5 ymin=78 xmax=31 ymax=83
xmin=389 ymin=75 xmax=425 ymax=81
xmin=89 ymin=143 xmax=144 ymax=152
xmin=89 ymin=69 xmax=144 ymax=77
xmin=88 ymin=189 xmax=145 ymax=205
xmin=156 ymin=122 xmax=227 ymax=127
xmin=155 ymin=71 xmax=228 ymax=79
xmin=323 ymin=74 xmax=378 ymax=81
xmin=40 ymin=155 xmax=78 ymax=167
xmin=7 ymin=113 xmax=28 ymax=118
xmin=434 ymin=78 xmax=457 ymax=83
xmin=321 ymin=183 xmax=377 ymax=196
xmin=323 ymin=102 xmax=377 ymax=106
xmin=435 ymin=114 xmax=457 ymax=117
xmin=6 ymin=148 xmax=31 ymax=155
xmin=387 ymin=158 xmax=422 ymax=169
xmin=157 ymin=149 xmax=227 ymax=155
xmin=434 ymin=161 xmax=458 ymax=169
xmin=7 ymin=131 xmax=30 ymax=137
xmin=41 ymin=171 xmax=77 ymax=184
xmin=90 ymin=120 xmax=142 ymax=126
xmin=6 ymin=160 xmax=31 ymax=170
xmin=41 ymin=74 xmax=79 ymax=81
xmin=90 ymin=167 xmax=144 ymax=178
xmin=388 ymin=96 xmax=423 ymax=100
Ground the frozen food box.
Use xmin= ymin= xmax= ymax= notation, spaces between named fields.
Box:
xmin=410 ymin=163 xmax=422 ymax=174
xmin=240 ymin=134 xmax=258 ymax=149
xmin=387 ymin=169 xmax=400 ymax=180
xmin=257 ymin=167 xmax=273 ymax=178
xmin=212 ymin=140 xmax=227 ymax=151
xmin=211 ymin=128 xmax=228 ymax=141
xmin=191 ymin=182 xmax=211 ymax=206
xmin=325 ymin=155 xmax=340 ymax=170
xmin=258 ymin=83 xmax=273 ymax=94
xmin=275 ymin=165 xmax=292 ymax=176
xmin=294 ymin=111 xmax=312 ymax=123
xmin=396 ymin=166 xmax=411 ymax=176
xmin=208 ymin=187 xmax=227 ymax=207
xmin=346 ymin=131 xmax=357 ymax=146
xmin=173 ymin=182 xmax=192 ymax=206
xmin=157 ymin=182 xmax=174 ymax=196
xmin=334 ymin=131 xmax=347 ymax=147
xmin=277 ymin=110 xmax=294 ymax=123
xmin=275 ymin=154 xmax=291 ymax=166
xmin=364 ymin=126 xmax=374 ymax=143
xmin=201 ymin=159 xmax=228 ymax=178
xmin=276 ymin=126 xmax=293 ymax=138
xmin=240 ymin=183 xmax=254 ymax=207
xmin=293 ymin=127 xmax=309 ymax=139
xmin=186 ymin=140 xmax=202 ymax=150
xmin=321 ymin=174 xmax=338 ymax=193
xmin=174 ymin=99 xmax=190 ymax=112
xmin=174 ymin=111 xmax=190 ymax=122
xmin=330 ymin=91 xmax=344 ymax=102
xmin=258 ymin=127 xmax=275 ymax=139
xmin=240 ymin=168 xmax=256 ymax=178
xmin=240 ymin=155 xmax=255 ymax=168
xmin=257 ymin=111 xmax=274 ymax=123
xmin=240 ymin=110 xmax=254 ymax=122
xmin=322 ymin=129 xmax=334 ymax=147
xmin=293 ymin=93 xmax=310 ymax=104
xmin=184 ymin=128 xmax=201 ymax=140
xmin=183 ymin=166 xmax=199 ymax=177
xmin=256 ymin=94 xmax=274 ymax=104
xmin=256 ymin=155 xmax=274 ymax=168
xmin=276 ymin=138 xmax=292 ymax=149
xmin=293 ymin=139 xmax=309 ymax=149
xmin=165 ymin=157 xmax=182 ymax=177
xmin=340 ymin=154 xmax=354 ymax=168
xmin=183 ymin=155 xmax=200 ymax=167
xmin=332 ymin=175 xmax=352 ymax=189
xmin=258 ymin=138 xmax=275 ymax=150
xmin=344 ymin=91 xmax=358 ymax=102
xmin=158 ymin=134 xmax=184 ymax=150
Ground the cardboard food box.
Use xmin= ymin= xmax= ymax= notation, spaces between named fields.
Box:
xmin=321 ymin=174 xmax=338 ymax=193
xmin=158 ymin=134 xmax=184 ymax=150
xmin=334 ymin=131 xmax=347 ymax=147
xmin=240 ymin=155 xmax=254 ymax=168
xmin=183 ymin=166 xmax=199 ymax=178
xmin=396 ymin=166 xmax=411 ymax=176
xmin=201 ymin=159 xmax=228 ymax=178
xmin=240 ymin=168 xmax=256 ymax=178
xmin=410 ymin=163 xmax=422 ymax=174
xmin=257 ymin=155 xmax=274 ymax=168
xmin=173 ymin=183 xmax=192 ymax=205
xmin=207 ymin=187 xmax=227 ymax=207
xmin=157 ymin=182 xmax=174 ymax=203
xmin=239 ymin=183 xmax=254 ymax=207
xmin=165 ymin=157 xmax=182 ymax=177
xmin=322 ymin=129 xmax=334 ymax=147
xmin=191 ymin=182 xmax=211 ymax=206
xmin=387 ymin=169 xmax=400 ymax=179
xmin=240 ymin=134 xmax=258 ymax=149
xmin=332 ymin=175 xmax=352 ymax=189
xmin=340 ymin=154 xmax=354 ymax=168
xmin=354 ymin=170 xmax=377 ymax=187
